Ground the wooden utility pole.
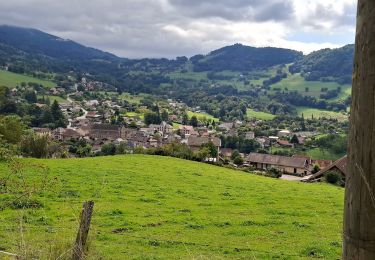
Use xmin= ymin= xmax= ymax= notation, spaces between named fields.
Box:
xmin=72 ymin=201 xmax=94 ymax=260
xmin=343 ymin=0 xmax=375 ymax=259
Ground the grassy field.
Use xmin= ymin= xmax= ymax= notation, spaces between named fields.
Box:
xmin=37 ymin=95 xmax=67 ymax=104
xmin=271 ymin=147 xmax=344 ymax=161
xmin=0 ymin=70 xmax=56 ymax=88
xmin=0 ymin=155 xmax=344 ymax=259
xmin=119 ymin=93 xmax=146 ymax=104
xmin=295 ymin=107 xmax=348 ymax=121
xmin=247 ymin=108 xmax=276 ymax=120
xmin=270 ymin=73 xmax=351 ymax=100
xmin=187 ymin=111 xmax=219 ymax=122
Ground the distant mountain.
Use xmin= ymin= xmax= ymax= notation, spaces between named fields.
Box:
xmin=190 ymin=44 xmax=303 ymax=72
xmin=289 ymin=44 xmax=354 ymax=84
xmin=0 ymin=25 xmax=354 ymax=87
xmin=0 ymin=25 xmax=119 ymax=61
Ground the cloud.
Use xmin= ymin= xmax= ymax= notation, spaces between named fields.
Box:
xmin=0 ymin=0 xmax=357 ymax=58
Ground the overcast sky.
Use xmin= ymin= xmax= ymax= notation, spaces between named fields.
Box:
xmin=0 ymin=0 xmax=357 ymax=58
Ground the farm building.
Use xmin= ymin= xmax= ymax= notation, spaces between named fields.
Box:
xmin=246 ymin=153 xmax=311 ymax=176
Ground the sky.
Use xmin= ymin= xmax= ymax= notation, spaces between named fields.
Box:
xmin=0 ymin=0 xmax=357 ymax=58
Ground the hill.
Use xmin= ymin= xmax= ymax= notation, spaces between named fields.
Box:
xmin=191 ymin=43 xmax=303 ymax=72
xmin=0 ymin=25 xmax=119 ymax=61
xmin=289 ymin=44 xmax=354 ymax=84
xmin=0 ymin=69 xmax=56 ymax=88
xmin=0 ymin=155 xmax=344 ymax=259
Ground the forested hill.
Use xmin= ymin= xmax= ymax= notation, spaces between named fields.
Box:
xmin=0 ymin=25 xmax=354 ymax=86
xmin=0 ymin=25 xmax=119 ymax=61
xmin=191 ymin=44 xmax=303 ymax=72
xmin=289 ymin=44 xmax=354 ymax=84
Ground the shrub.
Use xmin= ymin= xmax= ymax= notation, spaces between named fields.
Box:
xmin=233 ymin=156 xmax=244 ymax=165
xmin=266 ymin=167 xmax=282 ymax=178
xmin=325 ymin=171 xmax=342 ymax=185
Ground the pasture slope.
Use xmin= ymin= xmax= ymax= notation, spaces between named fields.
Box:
xmin=0 ymin=155 xmax=343 ymax=259
xmin=0 ymin=70 xmax=56 ymax=88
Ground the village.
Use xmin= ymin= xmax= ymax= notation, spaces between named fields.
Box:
xmin=27 ymin=77 xmax=347 ymax=184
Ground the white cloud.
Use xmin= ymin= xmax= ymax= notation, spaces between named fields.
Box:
xmin=0 ymin=0 xmax=356 ymax=58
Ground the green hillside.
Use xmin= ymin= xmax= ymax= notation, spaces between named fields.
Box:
xmin=270 ymin=73 xmax=351 ymax=100
xmin=0 ymin=155 xmax=343 ymax=259
xmin=0 ymin=69 xmax=56 ymax=88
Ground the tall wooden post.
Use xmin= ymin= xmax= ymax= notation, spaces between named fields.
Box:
xmin=72 ymin=201 xmax=94 ymax=260
xmin=343 ymin=0 xmax=375 ymax=258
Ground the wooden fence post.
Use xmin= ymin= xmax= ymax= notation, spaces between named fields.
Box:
xmin=72 ymin=201 xmax=94 ymax=260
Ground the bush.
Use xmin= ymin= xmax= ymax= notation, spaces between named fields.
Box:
xmin=233 ymin=156 xmax=244 ymax=165
xmin=325 ymin=171 xmax=342 ymax=185
xmin=266 ymin=167 xmax=282 ymax=178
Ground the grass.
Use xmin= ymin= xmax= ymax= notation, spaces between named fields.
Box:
xmin=295 ymin=107 xmax=348 ymax=121
xmin=271 ymin=147 xmax=344 ymax=161
xmin=247 ymin=108 xmax=276 ymax=120
xmin=187 ymin=111 xmax=219 ymax=122
xmin=270 ymin=73 xmax=351 ymax=100
xmin=0 ymin=155 xmax=344 ymax=259
xmin=37 ymin=95 xmax=67 ymax=104
xmin=119 ymin=93 xmax=145 ymax=104
xmin=304 ymin=148 xmax=345 ymax=161
xmin=124 ymin=111 xmax=145 ymax=120
xmin=0 ymin=70 xmax=56 ymax=88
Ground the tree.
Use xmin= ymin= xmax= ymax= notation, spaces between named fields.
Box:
xmin=20 ymin=133 xmax=52 ymax=158
xmin=290 ymin=134 xmax=299 ymax=144
xmin=182 ymin=113 xmax=189 ymax=125
xmin=343 ymin=1 xmax=375 ymax=258
xmin=51 ymin=100 xmax=67 ymax=127
xmin=24 ymin=90 xmax=37 ymax=103
xmin=101 ymin=143 xmax=117 ymax=156
xmin=144 ymin=112 xmax=161 ymax=125
xmin=41 ymin=107 xmax=54 ymax=126
xmin=0 ymin=116 xmax=24 ymax=144
xmin=231 ymin=150 xmax=240 ymax=160
xmin=190 ymin=115 xmax=198 ymax=127
xmin=201 ymin=141 xmax=218 ymax=158
xmin=161 ymin=110 xmax=169 ymax=122
xmin=233 ymin=156 xmax=244 ymax=165
xmin=312 ymin=164 xmax=320 ymax=174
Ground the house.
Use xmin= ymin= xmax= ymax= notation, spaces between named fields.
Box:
xmin=312 ymin=159 xmax=333 ymax=169
xmin=277 ymin=139 xmax=294 ymax=148
xmin=220 ymin=148 xmax=233 ymax=158
xmin=246 ymin=153 xmax=311 ymax=176
xmin=218 ymin=122 xmax=234 ymax=132
xmin=278 ymin=130 xmax=292 ymax=138
xmin=86 ymin=111 xmax=100 ymax=119
xmin=256 ymin=137 xmax=270 ymax=148
xmin=187 ymin=136 xmax=221 ymax=154
xmin=62 ymin=128 xmax=82 ymax=140
xmin=302 ymin=156 xmax=347 ymax=183
xmin=179 ymin=125 xmax=196 ymax=137
xmin=33 ymin=127 xmax=52 ymax=136
xmin=53 ymin=128 xmax=82 ymax=141
xmin=149 ymin=121 xmax=173 ymax=134
xmin=245 ymin=131 xmax=255 ymax=140
xmin=89 ymin=124 xmax=126 ymax=140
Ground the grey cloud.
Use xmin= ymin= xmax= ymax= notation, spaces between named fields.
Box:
xmin=168 ymin=0 xmax=295 ymax=21
xmin=0 ymin=0 xmax=356 ymax=58
xmin=301 ymin=2 xmax=356 ymax=30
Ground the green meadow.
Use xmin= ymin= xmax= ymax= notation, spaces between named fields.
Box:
xmin=0 ymin=70 xmax=56 ymax=88
xmin=37 ymin=95 xmax=67 ymax=104
xmin=271 ymin=73 xmax=351 ymax=100
xmin=0 ymin=155 xmax=344 ymax=259
xmin=295 ymin=107 xmax=348 ymax=121
xmin=187 ymin=111 xmax=219 ymax=122
xmin=247 ymin=108 xmax=276 ymax=120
